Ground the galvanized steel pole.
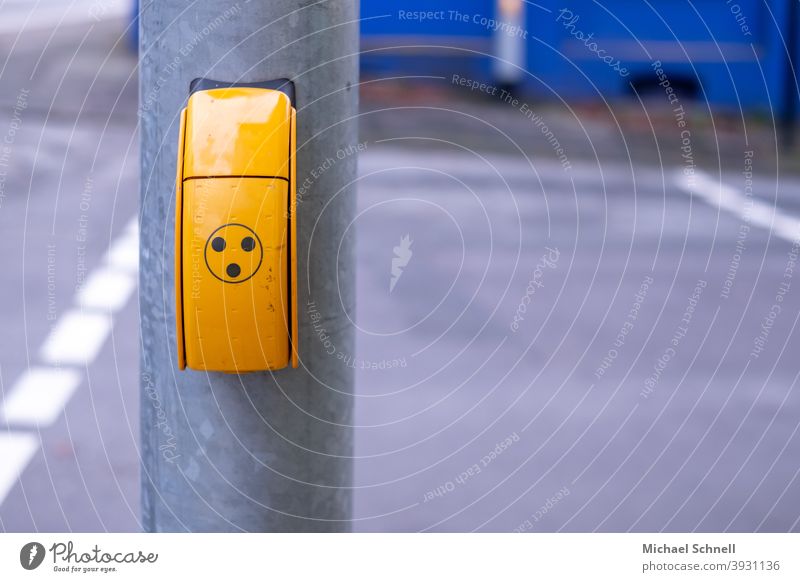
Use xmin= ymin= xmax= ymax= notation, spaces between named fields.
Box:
xmin=139 ymin=0 xmax=357 ymax=531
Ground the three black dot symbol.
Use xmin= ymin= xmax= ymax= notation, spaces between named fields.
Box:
xmin=210 ymin=236 xmax=253 ymax=278
xmin=203 ymin=224 xmax=263 ymax=283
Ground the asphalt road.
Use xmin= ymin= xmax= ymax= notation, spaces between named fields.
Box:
xmin=351 ymin=149 xmax=800 ymax=532
xmin=1 ymin=14 xmax=799 ymax=533
xmin=0 ymin=12 xmax=139 ymax=531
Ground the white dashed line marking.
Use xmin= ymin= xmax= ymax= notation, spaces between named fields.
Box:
xmin=39 ymin=310 xmax=114 ymax=365
xmin=104 ymin=230 xmax=139 ymax=273
xmin=0 ymin=433 xmax=39 ymax=503
xmin=1 ymin=367 xmax=82 ymax=426
xmin=0 ymin=0 xmax=129 ymax=35
xmin=77 ymin=268 xmax=137 ymax=312
xmin=676 ymin=170 xmax=800 ymax=242
xmin=0 ymin=218 xmax=139 ymax=507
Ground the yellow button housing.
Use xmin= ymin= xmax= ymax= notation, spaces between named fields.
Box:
xmin=175 ymin=81 xmax=298 ymax=372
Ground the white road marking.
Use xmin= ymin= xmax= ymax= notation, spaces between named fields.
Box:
xmin=0 ymin=433 xmax=39 ymax=504
xmin=1 ymin=367 xmax=82 ymax=426
xmin=0 ymin=0 xmax=129 ymax=35
xmin=76 ymin=268 xmax=137 ymax=312
xmin=39 ymin=310 xmax=113 ymax=365
xmin=104 ymin=229 xmax=139 ymax=273
xmin=0 ymin=217 xmax=138 ymax=506
xmin=676 ymin=170 xmax=800 ymax=243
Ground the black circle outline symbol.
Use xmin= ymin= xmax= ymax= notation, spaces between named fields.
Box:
xmin=19 ymin=542 xmax=45 ymax=570
xmin=203 ymin=223 xmax=263 ymax=284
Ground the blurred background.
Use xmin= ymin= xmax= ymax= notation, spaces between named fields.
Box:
xmin=1 ymin=0 xmax=800 ymax=532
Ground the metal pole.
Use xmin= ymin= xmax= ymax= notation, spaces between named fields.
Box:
xmin=139 ymin=0 xmax=357 ymax=532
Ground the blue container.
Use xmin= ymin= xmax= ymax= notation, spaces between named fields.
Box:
xmin=361 ymin=0 xmax=799 ymax=114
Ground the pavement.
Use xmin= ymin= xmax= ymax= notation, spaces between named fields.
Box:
xmin=1 ymin=11 xmax=799 ymax=533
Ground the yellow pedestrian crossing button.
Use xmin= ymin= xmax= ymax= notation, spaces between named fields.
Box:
xmin=174 ymin=78 xmax=298 ymax=372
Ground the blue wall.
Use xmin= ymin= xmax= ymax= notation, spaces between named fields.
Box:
xmin=361 ymin=0 xmax=798 ymax=114
xmin=360 ymin=1 xmax=496 ymax=83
